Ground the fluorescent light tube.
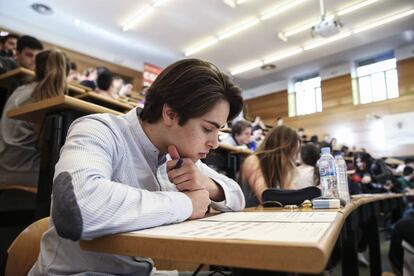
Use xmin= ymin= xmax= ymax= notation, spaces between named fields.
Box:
xmin=218 ymin=19 xmax=260 ymax=40
xmin=337 ymin=0 xmax=380 ymax=16
xmin=353 ymin=9 xmax=414 ymax=34
xmin=230 ymin=60 xmax=264 ymax=75
xmin=122 ymin=5 xmax=153 ymax=31
xmin=184 ymin=38 xmax=219 ymax=56
xmin=263 ymin=48 xmax=303 ymax=64
xmin=261 ymin=0 xmax=308 ymax=21
xmin=303 ymin=31 xmax=351 ymax=50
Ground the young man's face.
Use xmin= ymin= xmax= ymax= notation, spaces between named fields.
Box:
xmin=236 ymin=127 xmax=252 ymax=145
xmin=16 ymin=48 xmax=41 ymax=70
xmin=4 ymin=37 xmax=17 ymax=56
xmin=171 ymin=100 xmax=229 ymax=161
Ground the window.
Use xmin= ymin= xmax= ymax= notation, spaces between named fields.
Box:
xmin=289 ymin=75 xmax=322 ymax=116
xmin=356 ymin=53 xmax=399 ymax=104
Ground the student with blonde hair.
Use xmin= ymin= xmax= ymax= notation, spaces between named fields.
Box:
xmin=241 ymin=125 xmax=300 ymax=204
xmin=0 ymin=49 xmax=69 ymax=188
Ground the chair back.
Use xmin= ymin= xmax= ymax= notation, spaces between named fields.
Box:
xmin=5 ymin=217 xmax=49 ymax=276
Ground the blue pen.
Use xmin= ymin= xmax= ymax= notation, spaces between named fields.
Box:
xmin=173 ymin=159 xmax=183 ymax=169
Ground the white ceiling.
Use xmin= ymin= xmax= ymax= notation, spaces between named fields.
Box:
xmin=0 ymin=0 xmax=413 ymax=92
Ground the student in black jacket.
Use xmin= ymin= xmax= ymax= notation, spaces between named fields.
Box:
xmin=0 ymin=35 xmax=43 ymax=116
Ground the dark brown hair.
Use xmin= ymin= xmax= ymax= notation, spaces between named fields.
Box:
xmin=255 ymin=125 xmax=300 ymax=189
xmin=231 ymin=120 xmax=251 ymax=136
xmin=140 ymin=59 xmax=243 ymax=125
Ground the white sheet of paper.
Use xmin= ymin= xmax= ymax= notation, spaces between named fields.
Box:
xmin=200 ymin=211 xmax=338 ymax=223
xmin=133 ymin=220 xmax=331 ymax=243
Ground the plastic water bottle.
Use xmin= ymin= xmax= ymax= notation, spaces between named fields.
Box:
xmin=335 ymin=154 xmax=350 ymax=203
xmin=318 ymin=147 xmax=339 ymax=198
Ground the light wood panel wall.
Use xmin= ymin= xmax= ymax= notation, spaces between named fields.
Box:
xmin=244 ymin=90 xmax=288 ymax=122
xmin=42 ymin=41 xmax=142 ymax=92
xmin=397 ymin=57 xmax=414 ymax=97
xmin=321 ymin=74 xmax=353 ymax=109
xmin=245 ymin=57 xmax=414 ymax=157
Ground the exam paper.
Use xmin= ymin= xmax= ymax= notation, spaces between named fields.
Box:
xmin=134 ymin=220 xmax=331 ymax=243
xmin=200 ymin=211 xmax=338 ymax=223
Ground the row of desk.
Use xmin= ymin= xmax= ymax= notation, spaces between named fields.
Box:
xmin=79 ymin=193 xmax=405 ymax=275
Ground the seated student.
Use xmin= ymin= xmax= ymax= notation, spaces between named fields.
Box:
xmin=0 ymin=33 xmax=19 ymax=57
xmin=0 ymin=35 xmax=44 ymax=115
xmin=79 ymin=67 xmax=98 ymax=90
xmin=29 ymin=59 xmax=245 ymax=275
xmin=0 ymin=35 xmax=43 ymax=74
xmin=95 ymin=69 xmax=118 ymax=99
xmin=241 ymin=125 xmax=300 ymax=203
xmin=396 ymin=166 xmax=414 ymax=193
xmin=66 ymin=61 xmax=80 ymax=82
xmin=221 ymin=120 xmax=252 ymax=147
xmin=389 ymin=218 xmax=414 ymax=276
xmin=0 ymin=49 xmax=69 ymax=190
xmin=292 ymin=143 xmax=320 ymax=189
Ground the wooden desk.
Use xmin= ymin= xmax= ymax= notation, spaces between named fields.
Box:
xmin=0 ymin=67 xmax=34 ymax=86
xmin=80 ymin=194 xmax=404 ymax=275
xmin=81 ymin=209 xmax=345 ymax=273
xmin=75 ymin=91 xmax=134 ymax=113
xmin=7 ymin=95 xmax=121 ymax=124
xmin=0 ymin=67 xmax=87 ymax=96
xmin=7 ymin=95 xmax=122 ymax=218
xmin=218 ymin=143 xmax=252 ymax=155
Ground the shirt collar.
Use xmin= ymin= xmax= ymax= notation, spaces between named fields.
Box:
xmin=124 ymin=108 xmax=166 ymax=169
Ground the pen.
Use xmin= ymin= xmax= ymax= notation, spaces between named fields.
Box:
xmin=173 ymin=159 xmax=183 ymax=169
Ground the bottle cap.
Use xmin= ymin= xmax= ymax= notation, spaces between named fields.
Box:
xmin=321 ymin=147 xmax=331 ymax=154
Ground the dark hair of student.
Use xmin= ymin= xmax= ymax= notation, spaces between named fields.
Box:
xmin=16 ymin=35 xmax=43 ymax=53
xmin=30 ymin=49 xmax=69 ymax=102
xmin=403 ymin=166 xmax=414 ymax=176
xmin=310 ymin=135 xmax=319 ymax=144
xmin=405 ymin=158 xmax=414 ymax=165
xmin=354 ymin=152 xmax=372 ymax=174
xmin=231 ymin=120 xmax=251 ymax=136
xmin=97 ymin=70 xmax=113 ymax=91
xmin=140 ymin=58 xmax=243 ymax=125
xmin=70 ymin=61 xmax=77 ymax=70
xmin=301 ymin=143 xmax=320 ymax=185
xmin=255 ymin=125 xmax=300 ymax=189
xmin=1 ymin=33 xmax=19 ymax=44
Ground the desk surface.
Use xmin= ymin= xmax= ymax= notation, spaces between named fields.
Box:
xmin=0 ymin=67 xmax=87 ymax=96
xmin=7 ymin=95 xmax=122 ymax=123
xmin=218 ymin=143 xmax=252 ymax=155
xmin=80 ymin=193 xmax=403 ymax=273
xmin=80 ymin=208 xmax=345 ymax=273
xmin=75 ymin=91 xmax=135 ymax=112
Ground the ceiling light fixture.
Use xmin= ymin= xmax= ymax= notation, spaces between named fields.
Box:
xmin=260 ymin=0 xmax=309 ymax=21
xmin=279 ymin=0 xmax=381 ymax=40
xmin=231 ymin=60 xmax=264 ymax=75
xmin=122 ymin=0 xmax=168 ymax=31
xmin=218 ymin=18 xmax=260 ymax=40
xmin=184 ymin=38 xmax=219 ymax=56
xmin=353 ymin=8 xmax=414 ymax=34
xmin=303 ymin=31 xmax=351 ymax=50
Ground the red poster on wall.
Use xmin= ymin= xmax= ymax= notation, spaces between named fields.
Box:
xmin=143 ymin=63 xmax=162 ymax=88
